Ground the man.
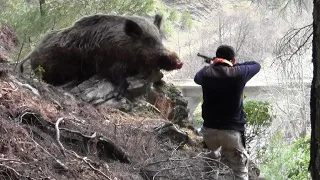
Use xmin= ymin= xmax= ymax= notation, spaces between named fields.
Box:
xmin=194 ymin=45 xmax=261 ymax=180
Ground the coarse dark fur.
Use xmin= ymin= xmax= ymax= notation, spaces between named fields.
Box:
xmin=20 ymin=14 xmax=183 ymax=99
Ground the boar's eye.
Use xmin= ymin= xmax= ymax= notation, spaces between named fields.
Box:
xmin=143 ymin=37 xmax=156 ymax=46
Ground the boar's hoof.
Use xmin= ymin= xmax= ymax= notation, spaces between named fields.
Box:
xmin=113 ymin=91 xmax=124 ymax=101
xmin=113 ymin=86 xmax=128 ymax=101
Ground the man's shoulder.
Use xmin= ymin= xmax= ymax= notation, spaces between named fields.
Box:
xmin=202 ymin=65 xmax=242 ymax=78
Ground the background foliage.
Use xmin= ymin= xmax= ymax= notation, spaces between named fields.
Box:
xmin=259 ymin=133 xmax=310 ymax=180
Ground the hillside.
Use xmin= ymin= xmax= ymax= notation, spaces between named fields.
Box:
xmin=0 ymin=56 xmax=261 ymax=179
xmin=0 ymin=60 xmax=203 ymax=179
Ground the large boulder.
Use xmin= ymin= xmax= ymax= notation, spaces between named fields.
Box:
xmin=61 ymin=69 xmax=191 ymax=129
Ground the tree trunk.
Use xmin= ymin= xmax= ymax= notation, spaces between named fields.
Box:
xmin=311 ymin=1 xmax=320 ymax=179
xmin=39 ymin=0 xmax=45 ymax=16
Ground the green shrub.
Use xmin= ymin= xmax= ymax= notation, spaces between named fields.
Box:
xmin=244 ymin=100 xmax=274 ymax=145
xmin=193 ymin=94 xmax=203 ymax=125
xmin=259 ymin=133 xmax=310 ymax=180
xmin=33 ymin=65 xmax=45 ymax=82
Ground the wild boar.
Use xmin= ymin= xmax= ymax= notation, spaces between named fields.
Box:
xmin=20 ymin=14 xmax=183 ymax=99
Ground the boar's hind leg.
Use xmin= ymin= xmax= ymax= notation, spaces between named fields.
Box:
xmin=109 ymin=63 xmax=129 ymax=100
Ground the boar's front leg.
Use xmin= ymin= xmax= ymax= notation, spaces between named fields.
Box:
xmin=109 ymin=62 xmax=129 ymax=100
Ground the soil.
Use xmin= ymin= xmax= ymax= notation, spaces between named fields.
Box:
xmin=0 ymin=63 xmax=233 ymax=180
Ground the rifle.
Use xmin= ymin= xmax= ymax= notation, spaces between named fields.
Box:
xmin=197 ymin=53 xmax=215 ymax=64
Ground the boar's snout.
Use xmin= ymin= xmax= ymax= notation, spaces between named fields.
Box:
xmin=176 ymin=61 xmax=183 ymax=69
xmin=158 ymin=51 xmax=183 ymax=71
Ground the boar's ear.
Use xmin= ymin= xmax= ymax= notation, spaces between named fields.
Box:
xmin=154 ymin=14 xmax=162 ymax=29
xmin=124 ymin=19 xmax=143 ymax=38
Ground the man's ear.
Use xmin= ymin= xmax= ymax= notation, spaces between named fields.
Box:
xmin=124 ymin=19 xmax=143 ymax=38
xmin=232 ymin=59 xmax=236 ymax=65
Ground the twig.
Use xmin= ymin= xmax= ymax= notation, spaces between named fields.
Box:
xmin=0 ymin=158 xmax=28 ymax=165
xmin=286 ymin=31 xmax=313 ymax=62
xmin=0 ymin=164 xmax=23 ymax=178
xmin=59 ymin=127 xmax=97 ymax=139
xmin=31 ymin=139 xmax=68 ymax=171
xmin=152 ymin=165 xmax=194 ymax=180
xmin=69 ymin=113 xmax=86 ymax=124
xmin=55 ymin=117 xmax=66 ymax=157
xmin=272 ymin=23 xmax=312 ymax=66
xmin=66 ymin=150 xmax=112 ymax=180
xmin=184 ymin=161 xmax=194 ymax=179
xmin=171 ymin=141 xmax=185 ymax=156
xmin=195 ymin=153 xmax=233 ymax=171
xmin=145 ymin=101 xmax=168 ymax=120
xmin=17 ymin=110 xmax=38 ymax=123
xmin=142 ymin=144 xmax=150 ymax=158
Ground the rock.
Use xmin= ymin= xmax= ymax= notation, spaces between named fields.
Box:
xmin=151 ymin=80 xmax=190 ymax=126
xmin=68 ymin=76 xmax=114 ymax=104
xmin=104 ymin=98 xmax=133 ymax=113
xmin=66 ymin=74 xmax=154 ymax=106
xmin=153 ymin=122 xmax=189 ymax=145
xmin=168 ymin=105 xmax=189 ymax=126
xmin=126 ymin=76 xmax=151 ymax=100
xmin=59 ymin=67 xmax=189 ymax=125
xmin=148 ymin=70 xmax=164 ymax=83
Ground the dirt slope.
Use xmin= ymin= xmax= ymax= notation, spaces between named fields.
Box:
xmin=1 ymin=61 xmax=246 ymax=180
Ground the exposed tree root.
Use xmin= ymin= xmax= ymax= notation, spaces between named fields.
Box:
xmin=17 ymin=110 xmax=130 ymax=163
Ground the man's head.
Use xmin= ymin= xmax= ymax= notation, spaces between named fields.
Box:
xmin=216 ymin=45 xmax=235 ymax=62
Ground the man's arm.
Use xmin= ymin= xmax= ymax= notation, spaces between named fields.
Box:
xmin=194 ymin=66 xmax=206 ymax=85
xmin=236 ymin=61 xmax=261 ymax=83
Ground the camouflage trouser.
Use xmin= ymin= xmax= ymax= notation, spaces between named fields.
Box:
xmin=201 ymin=127 xmax=249 ymax=180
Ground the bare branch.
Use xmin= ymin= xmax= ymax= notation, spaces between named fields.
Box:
xmin=55 ymin=117 xmax=66 ymax=157
xmin=272 ymin=23 xmax=312 ymax=66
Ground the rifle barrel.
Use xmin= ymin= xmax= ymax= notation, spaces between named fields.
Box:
xmin=197 ymin=53 xmax=213 ymax=60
